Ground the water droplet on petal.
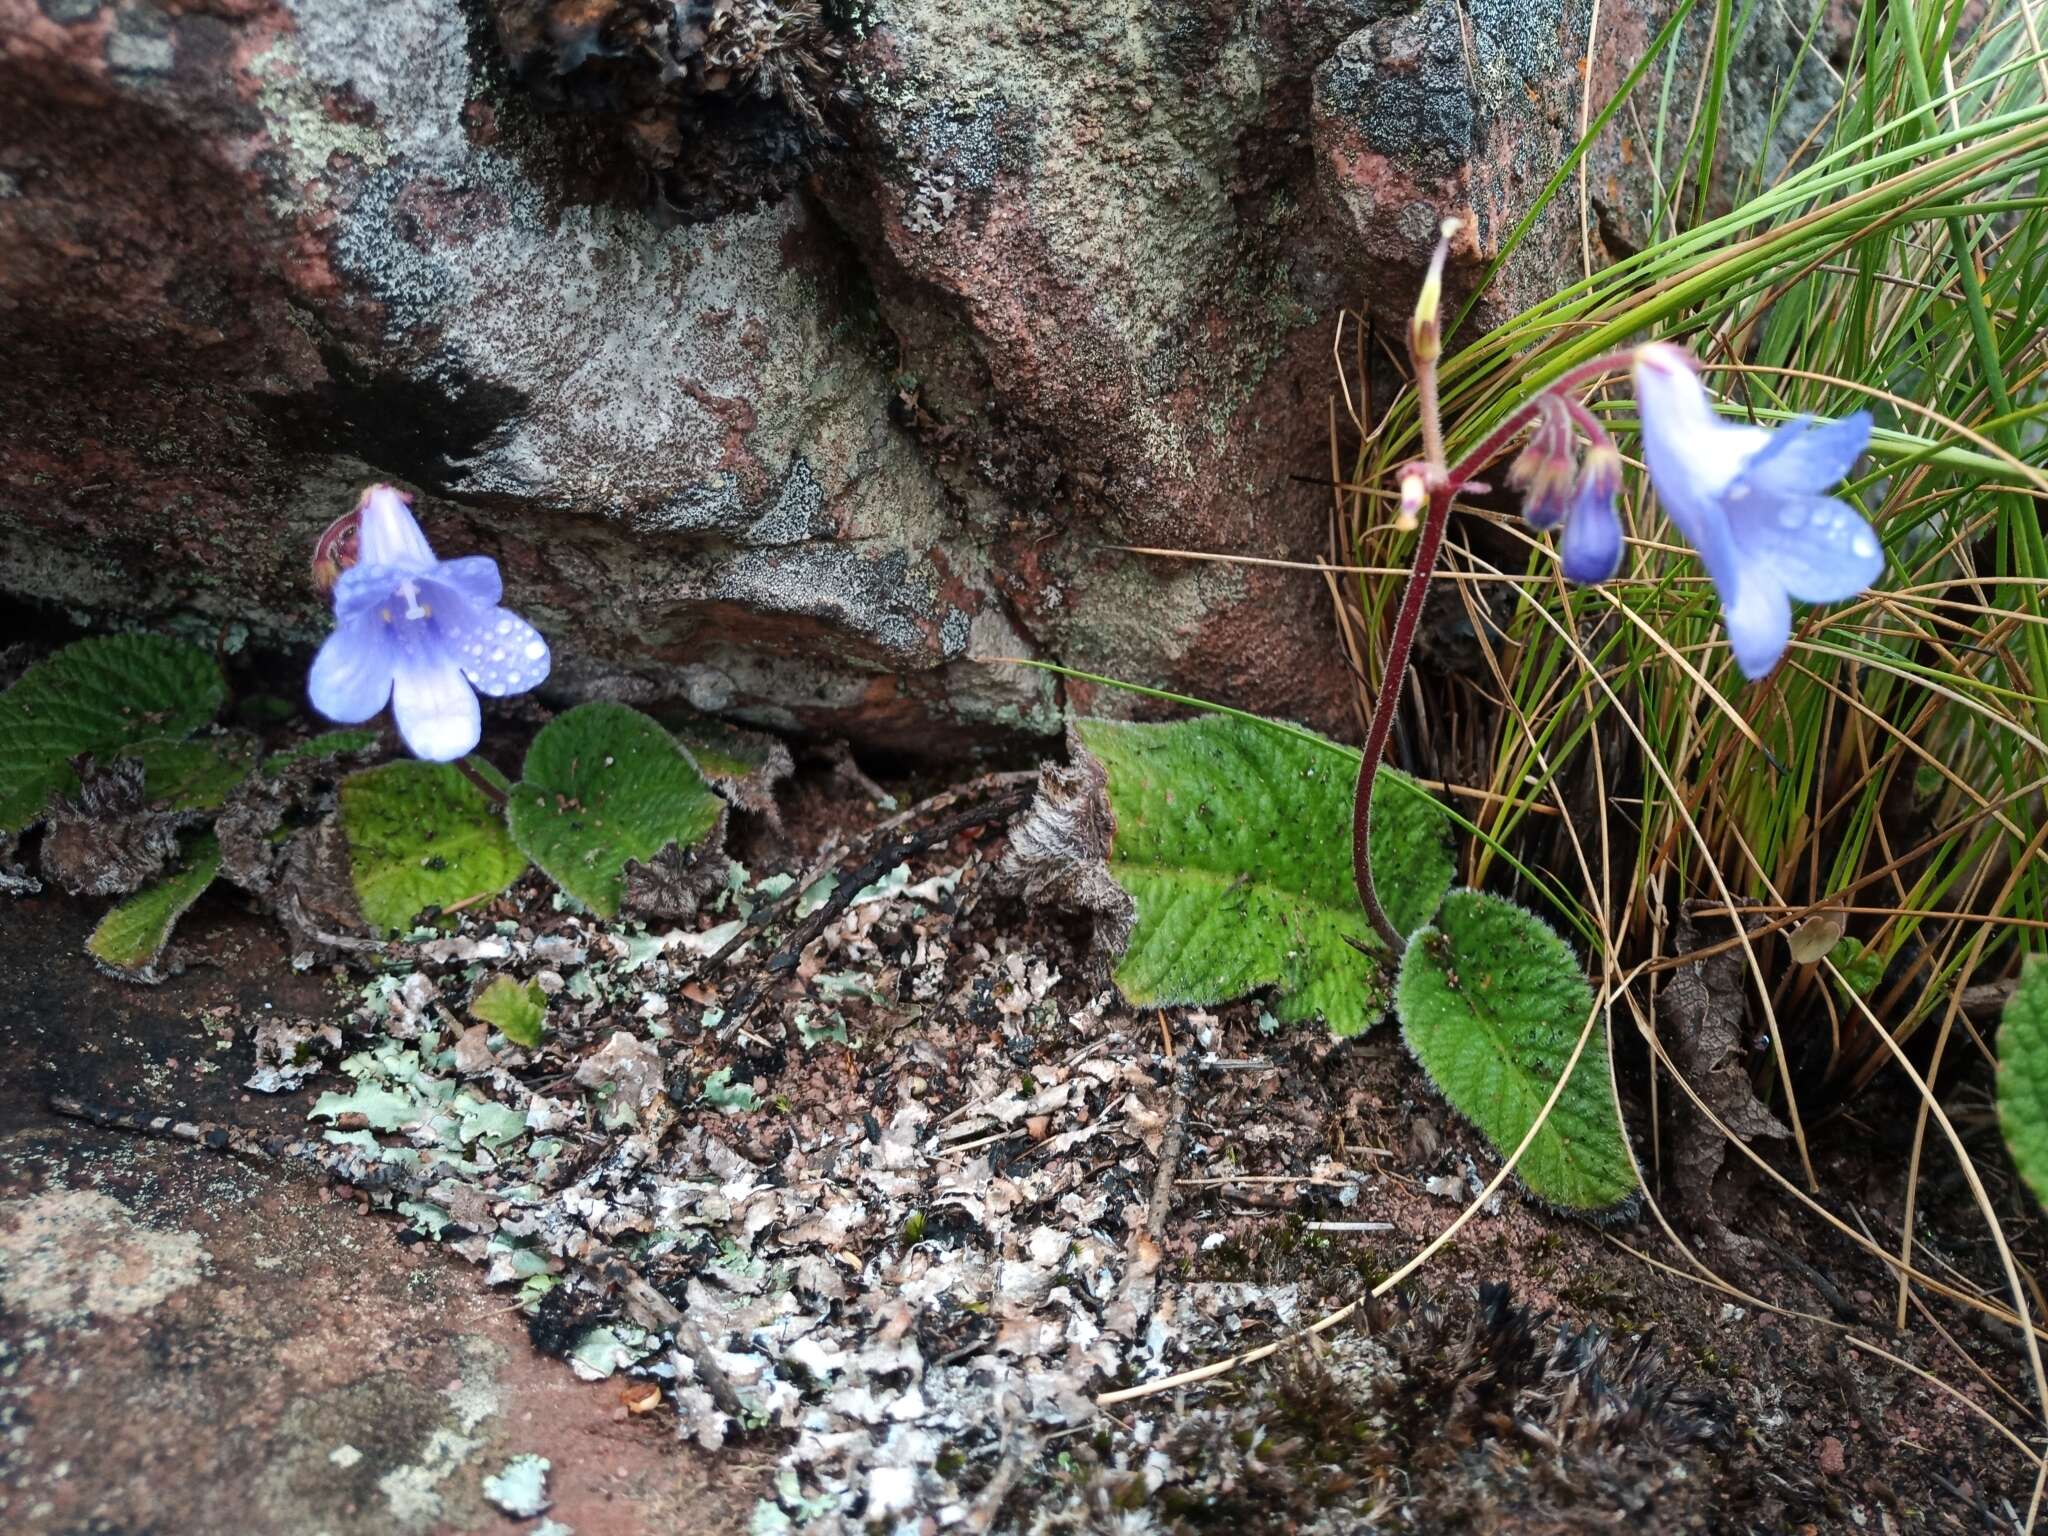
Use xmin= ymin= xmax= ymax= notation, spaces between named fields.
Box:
xmin=1777 ymin=503 xmax=1807 ymax=529
xmin=525 ymin=641 xmax=545 ymax=661
xmin=1852 ymin=532 xmax=1876 ymax=558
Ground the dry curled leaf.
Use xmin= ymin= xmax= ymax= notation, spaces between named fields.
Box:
xmin=39 ymin=756 xmax=185 ymax=897
xmin=1660 ymin=905 xmax=1789 ymax=1254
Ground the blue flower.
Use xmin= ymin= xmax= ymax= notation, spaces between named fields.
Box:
xmin=308 ymin=485 xmax=550 ymax=760
xmin=1633 ymin=342 xmax=1882 ymax=680
xmin=1558 ymin=445 xmax=1624 ymax=586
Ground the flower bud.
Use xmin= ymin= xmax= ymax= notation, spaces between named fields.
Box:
xmin=1407 ymin=217 xmax=1460 ymax=365
xmin=1395 ymin=469 xmax=1427 ymax=532
xmin=1506 ymin=396 xmax=1577 ymax=532
xmin=310 ymin=508 xmax=361 ymax=597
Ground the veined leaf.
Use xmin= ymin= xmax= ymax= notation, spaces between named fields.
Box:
xmin=1396 ymin=889 xmax=1635 ymax=1212
xmin=1077 ymin=713 xmax=1453 ymax=1037
xmin=86 ymin=832 xmax=223 ymax=981
xmin=0 ymin=636 xmax=225 ymax=834
xmin=339 ymin=759 xmax=526 ymax=933
xmin=508 ymin=703 xmax=726 ymax=919
xmin=1997 ymin=960 xmax=2048 ymax=1212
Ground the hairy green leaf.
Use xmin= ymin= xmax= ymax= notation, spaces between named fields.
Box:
xmin=508 ymin=702 xmax=725 ymax=919
xmin=1397 ymin=889 xmax=1635 ymax=1212
xmin=86 ymin=832 xmax=222 ymax=979
xmin=1998 ymin=960 xmax=2048 ymax=1212
xmin=119 ymin=735 xmax=258 ymax=812
xmin=0 ymin=636 xmax=226 ymax=833
xmin=472 ymin=973 xmax=547 ymax=1048
xmin=1079 ymin=714 xmax=1453 ymax=1037
xmin=339 ymin=759 xmax=526 ymax=933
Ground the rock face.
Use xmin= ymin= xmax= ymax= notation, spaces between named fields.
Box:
xmin=0 ymin=0 xmax=1835 ymax=754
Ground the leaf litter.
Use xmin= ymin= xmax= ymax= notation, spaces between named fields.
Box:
xmin=42 ymin=755 xmax=2032 ymax=1532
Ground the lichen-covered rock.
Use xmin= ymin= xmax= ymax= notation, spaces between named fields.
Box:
xmin=0 ymin=0 xmax=1834 ymax=755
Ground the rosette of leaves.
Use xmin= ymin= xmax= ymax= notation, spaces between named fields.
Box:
xmin=1011 ymin=710 xmax=1634 ymax=1212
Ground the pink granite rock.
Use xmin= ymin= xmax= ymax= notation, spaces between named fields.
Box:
xmin=0 ymin=0 xmax=1838 ymax=753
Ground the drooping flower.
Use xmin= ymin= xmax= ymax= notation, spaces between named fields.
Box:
xmin=1506 ymin=395 xmax=1578 ymax=532
xmin=1557 ymin=444 xmax=1624 ymax=586
xmin=1632 ymin=342 xmax=1882 ymax=680
xmin=308 ymin=485 xmax=550 ymax=761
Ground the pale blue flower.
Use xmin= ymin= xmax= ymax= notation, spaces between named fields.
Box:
xmin=308 ymin=486 xmax=550 ymax=760
xmin=1558 ymin=445 xmax=1624 ymax=586
xmin=1633 ymin=343 xmax=1882 ymax=679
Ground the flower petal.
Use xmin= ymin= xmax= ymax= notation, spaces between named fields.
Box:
xmin=356 ymin=485 xmax=436 ymax=570
xmin=1733 ymin=411 xmax=1872 ymax=497
xmin=332 ymin=561 xmax=408 ymax=625
xmin=433 ymin=555 xmax=504 ymax=608
xmin=309 ymin=618 xmax=398 ymax=723
xmin=1632 ymin=344 xmax=1769 ymax=547
xmin=431 ymin=592 xmax=552 ymax=701
xmin=1721 ymin=572 xmax=1794 ymax=681
xmin=1559 ymin=484 xmax=1624 ymax=585
xmin=391 ymin=648 xmax=482 ymax=761
xmin=1725 ymin=492 xmax=1885 ymax=605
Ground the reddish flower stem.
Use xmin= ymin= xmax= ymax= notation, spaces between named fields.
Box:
xmin=453 ymin=754 xmax=509 ymax=808
xmin=1349 ymin=348 xmax=1638 ymax=953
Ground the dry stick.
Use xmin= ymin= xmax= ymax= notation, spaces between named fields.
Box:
xmin=47 ymin=1094 xmax=747 ymax=1418
xmin=717 ymin=781 xmax=1037 ymax=1032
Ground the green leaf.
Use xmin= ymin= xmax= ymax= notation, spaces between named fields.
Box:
xmin=472 ymin=973 xmax=547 ymax=1048
xmin=661 ymin=710 xmax=793 ymax=816
xmin=0 ymin=635 xmax=226 ymax=834
xmin=1077 ymin=714 xmax=1453 ymax=1037
xmin=1997 ymin=960 xmax=2048 ymax=1212
xmin=338 ymin=759 xmax=527 ymax=933
xmin=263 ymin=729 xmax=383 ymax=776
xmin=1828 ymin=935 xmax=1887 ymax=999
xmin=508 ymin=703 xmax=726 ymax=919
xmin=118 ymin=735 xmax=257 ymax=812
xmin=85 ymin=832 xmax=222 ymax=978
xmin=1396 ymin=889 xmax=1635 ymax=1212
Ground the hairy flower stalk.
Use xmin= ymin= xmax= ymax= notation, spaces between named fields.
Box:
xmin=1350 ymin=239 xmax=1883 ymax=952
xmin=308 ymin=484 xmax=552 ymax=762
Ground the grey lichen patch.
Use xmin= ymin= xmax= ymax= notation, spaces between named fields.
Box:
xmin=105 ymin=4 xmax=175 ymax=77
xmin=644 ymin=459 xmax=832 ymax=545
xmin=1321 ymin=3 xmax=1476 ymax=177
xmin=0 ymin=1188 xmax=207 ymax=1325
xmin=712 ymin=544 xmax=934 ymax=659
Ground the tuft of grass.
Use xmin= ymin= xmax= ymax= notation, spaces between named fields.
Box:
xmin=1321 ymin=0 xmax=2048 ymax=1503
xmin=1335 ymin=0 xmax=2048 ymax=1105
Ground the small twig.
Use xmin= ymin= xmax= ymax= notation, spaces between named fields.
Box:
xmin=1146 ymin=1061 xmax=1193 ymax=1242
xmin=451 ymin=754 xmax=508 ymax=808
